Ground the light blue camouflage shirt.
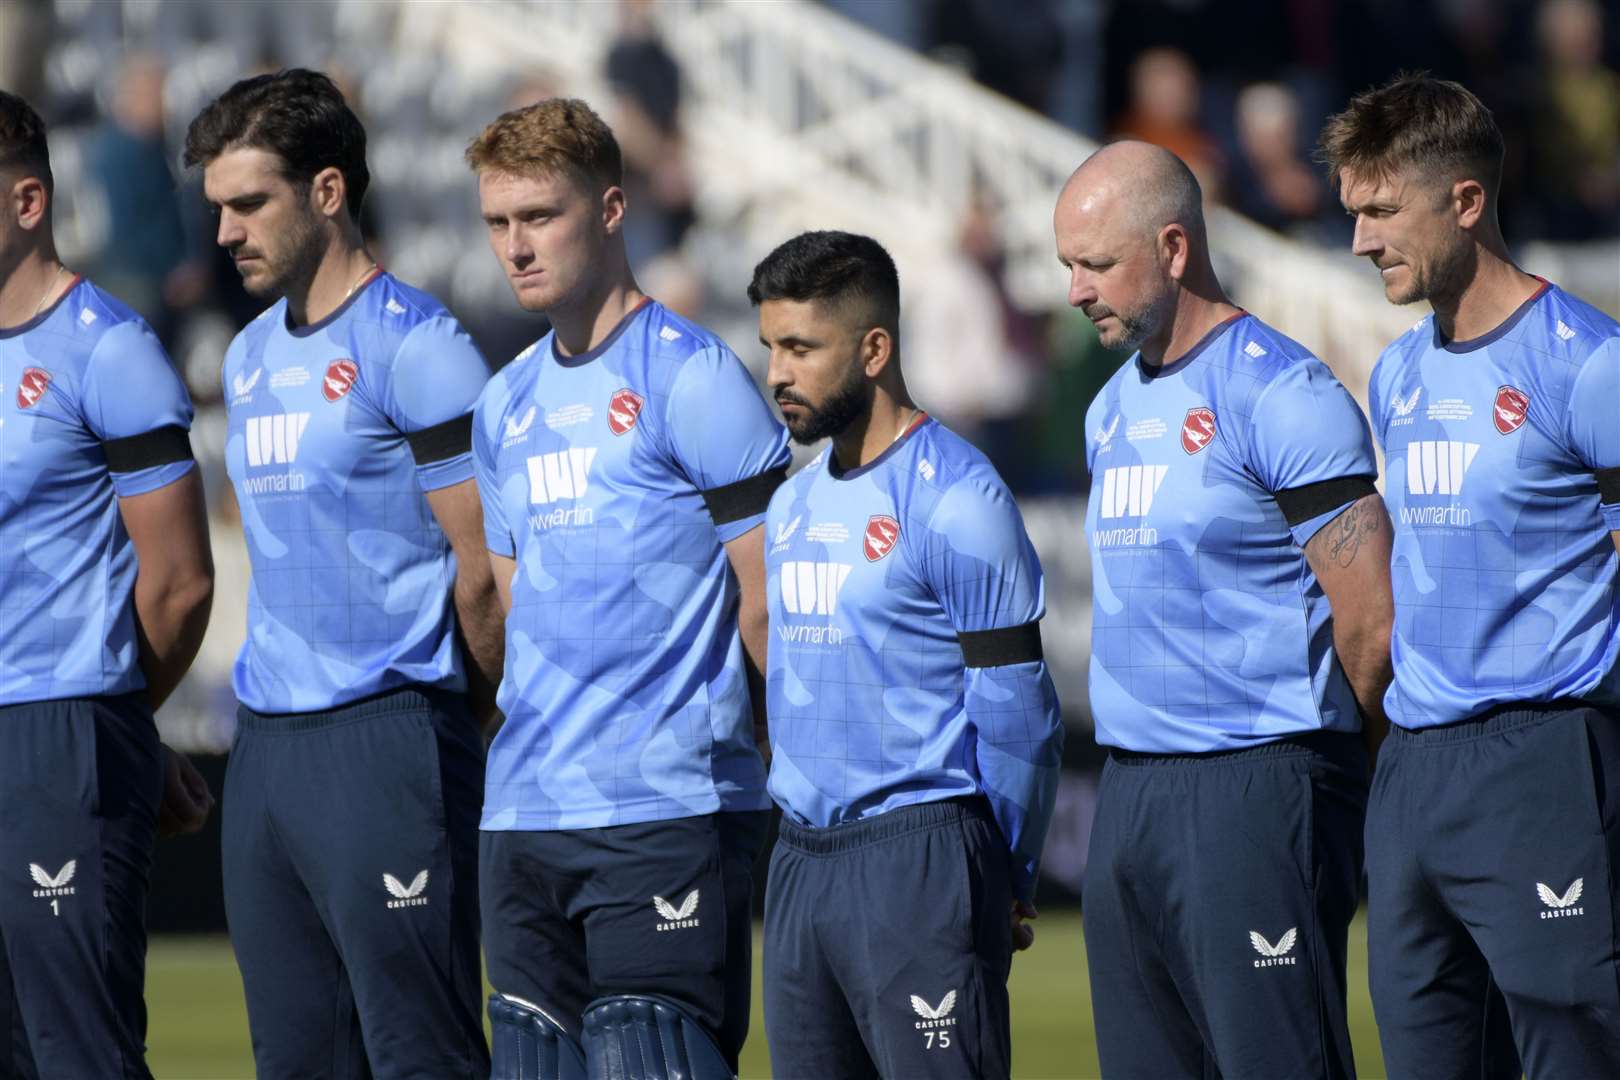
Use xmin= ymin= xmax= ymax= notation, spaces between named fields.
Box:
xmin=474 ymin=300 xmax=791 ymax=830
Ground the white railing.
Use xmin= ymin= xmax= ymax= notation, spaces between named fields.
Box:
xmin=418 ymin=0 xmax=1415 ymax=393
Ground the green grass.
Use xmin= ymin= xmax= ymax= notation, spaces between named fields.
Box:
xmin=147 ymin=912 xmax=1386 ymax=1078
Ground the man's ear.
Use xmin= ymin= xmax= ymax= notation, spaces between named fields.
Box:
xmin=862 ymin=325 xmax=895 ymax=378
xmin=310 ymin=165 xmax=348 ymax=220
xmin=601 ymin=185 xmax=626 ymax=235
xmin=1452 ymin=177 xmax=1488 ymax=231
xmin=11 ymin=175 xmax=49 ymax=232
xmin=1159 ymin=222 xmax=1191 ymax=281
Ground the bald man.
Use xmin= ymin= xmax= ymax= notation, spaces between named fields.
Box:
xmin=1056 ymin=141 xmax=1393 ymax=1079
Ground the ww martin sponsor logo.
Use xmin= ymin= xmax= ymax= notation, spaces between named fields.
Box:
xmin=777 ymin=561 xmax=852 ymax=646
xmin=1090 ymin=464 xmax=1166 ymax=548
xmin=525 ymin=447 xmax=596 ymax=529
xmin=1401 ymin=440 xmax=1478 ymax=527
xmin=243 ymin=413 xmax=312 ymax=494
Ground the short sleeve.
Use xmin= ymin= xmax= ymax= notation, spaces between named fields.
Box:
xmin=471 ymin=380 xmax=514 ymax=558
xmin=1245 ymin=359 xmax=1378 ymax=546
xmin=664 ymin=345 xmax=791 ymax=543
xmin=919 ymin=479 xmax=1046 ymax=634
xmin=82 ymin=319 xmax=196 ymax=498
xmin=1567 ymin=338 xmax=1620 ymax=530
xmin=386 ymin=315 xmax=492 ymax=491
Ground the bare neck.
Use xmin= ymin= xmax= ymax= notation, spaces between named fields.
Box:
xmin=549 ymin=270 xmax=647 ymax=358
xmin=832 ymin=383 xmax=920 ymax=472
xmin=0 ymin=246 xmax=70 ymax=330
xmin=287 ymin=235 xmax=376 ymax=327
xmin=1430 ymin=242 xmax=1540 ymax=343
xmin=1138 ymin=289 xmax=1242 ymax=370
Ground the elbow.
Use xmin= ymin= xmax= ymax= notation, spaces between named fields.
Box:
xmin=1337 ymin=605 xmax=1393 ymax=668
xmin=142 ymin=561 xmax=214 ymax=625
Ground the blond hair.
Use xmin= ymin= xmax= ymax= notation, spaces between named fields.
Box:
xmin=464 ymin=97 xmax=622 ymax=190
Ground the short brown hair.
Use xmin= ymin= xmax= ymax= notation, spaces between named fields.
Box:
xmin=464 ymin=97 xmax=622 ymax=190
xmin=1317 ymin=73 xmax=1503 ymax=195
xmin=0 ymin=90 xmax=52 ymax=194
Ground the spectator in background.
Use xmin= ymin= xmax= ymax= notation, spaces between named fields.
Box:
xmin=83 ymin=54 xmax=207 ymax=349
xmin=906 ymin=203 xmax=1042 ymax=486
xmin=605 ymin=0 xmax=696 ymax=266
xmin=1230 ymin=81 xmax=1337 ymax=241
xmin=1113 ymin=47 xmax=1225 ymax=201
xmin=1530 ymin=0 xmax=1620 ymax=239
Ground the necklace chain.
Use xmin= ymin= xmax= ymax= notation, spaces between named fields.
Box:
xmin=341 ymin=259 xmax=378 ymax=304
xmin=891 ymin=407 xmax=920 ymax=445
xmin=30 ymin=264 xmax=66 ymax=320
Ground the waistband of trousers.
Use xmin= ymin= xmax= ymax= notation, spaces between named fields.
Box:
xmin=235 ymin=684 xmax=457 ymax=733
xmin=776 ymin=795 xmax=992 ymax=855
xmin=1386 ymin=698 xmax=1594 ymax=746
xmin=1107 ymin=727 xmax=1363 ymax=767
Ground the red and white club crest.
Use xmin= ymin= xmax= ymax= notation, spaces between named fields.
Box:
xmin=1181 ymin=407 xmax=1217 ymax=454
xmin=16 ymin=367 xmax=50 ymax=409
xmin=864 ymin=515 xmax=901 ymax=562
xmin=607 ymin=388 xmax=644 ymax=436
xmin=1493 ymin=385 xmax=1529 ymax=435
xmin=322 ymin=359 xmax=359 ymax=402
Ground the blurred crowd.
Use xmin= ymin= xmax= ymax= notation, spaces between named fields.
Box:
xmin=0 ymin=0 xmax=1616 ymax=503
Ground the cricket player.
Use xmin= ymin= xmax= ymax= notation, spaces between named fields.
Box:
xmin=751 ymin=229 xmax=1065 ymax=1079
xmin=1058 ymin=141 xmax=1393 ymax=1079
xmin=466 ymin=98 xmax=788 ymax=1078
xmin=1321 ymin=73 xmax=1620 ymax=1078
xmin=0 ymin=89 xmax=214 ymax=1078
xmin=185 ymin=69 xmax=498 ymax=1077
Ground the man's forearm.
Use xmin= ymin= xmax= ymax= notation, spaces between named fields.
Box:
xmin=1336 ymin=620 xmax=1393 ymax=756
xmin=455 ymin=572 xmax=505 ymax=730
xmin=737 ymin=601 xmax=771 ymax=761
xmin=133 ymin=573 xmax=213 ymax=711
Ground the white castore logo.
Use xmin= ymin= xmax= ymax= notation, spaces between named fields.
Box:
xmin=1243 ymin=341 xmax=1268 ymax=359
xmin=232 ymin=368 xmax=262 ymax=400
xmin=30 ymin=861 xmax=76 ymax=897
xmin=911 ymin=992 xmax=956 ymax=1022
xmin=1538 ymin=878 xmax=1584 ymax=919
xmin=1406 ymin=440 xmax=1479 ymax=497
xmin=1094 ymin=415 xmax=1120 ymax=446
xmin=1098 ymin=464 xmax=1169 ymax=520
xmin=1250 ymin=927 xmax=1297 ymax=967
xmin=1391 ymin=386 xmax=1422 ymax=417
xmin=505 ymin=405 xmax=537 ymax=441
xmin=383 ymin=870 xmax=429 ymax=909
xmin=245 ymin=413 xmax=312 ymax=467
xmin=654 ymin=889 xmax=700 ymax=930
xmin=780 ymin=561 xmax=853 ymax=616
xmin=774 ymin=515 xmax=802 ymax=547
xmin=912 ymin=990 xmax=958 ymax=1050
xmin=1555 ymin=320 xmax=1576 ymax=342
xmin=526 ymin=448 xmax=596 ymax=504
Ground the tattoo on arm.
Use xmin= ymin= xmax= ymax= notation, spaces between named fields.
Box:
xmin=1311 ymin=496 xmax=1382 ymax=569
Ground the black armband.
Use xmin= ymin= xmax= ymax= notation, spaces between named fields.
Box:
xmin=406 ymin=413 xmax=474 ymax=465
xmin=701 ymin=466 xmax=788 ymax=526
xmin=102 ymin=425 xmax=193 ymax=473
xmin=1598 ymin=466 xmax=1620 ymax=506
xmin=958 ymin=620 xmax=1044 ymax=668
xmin=1274 ymin=476 xmax=1378 ymax=527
